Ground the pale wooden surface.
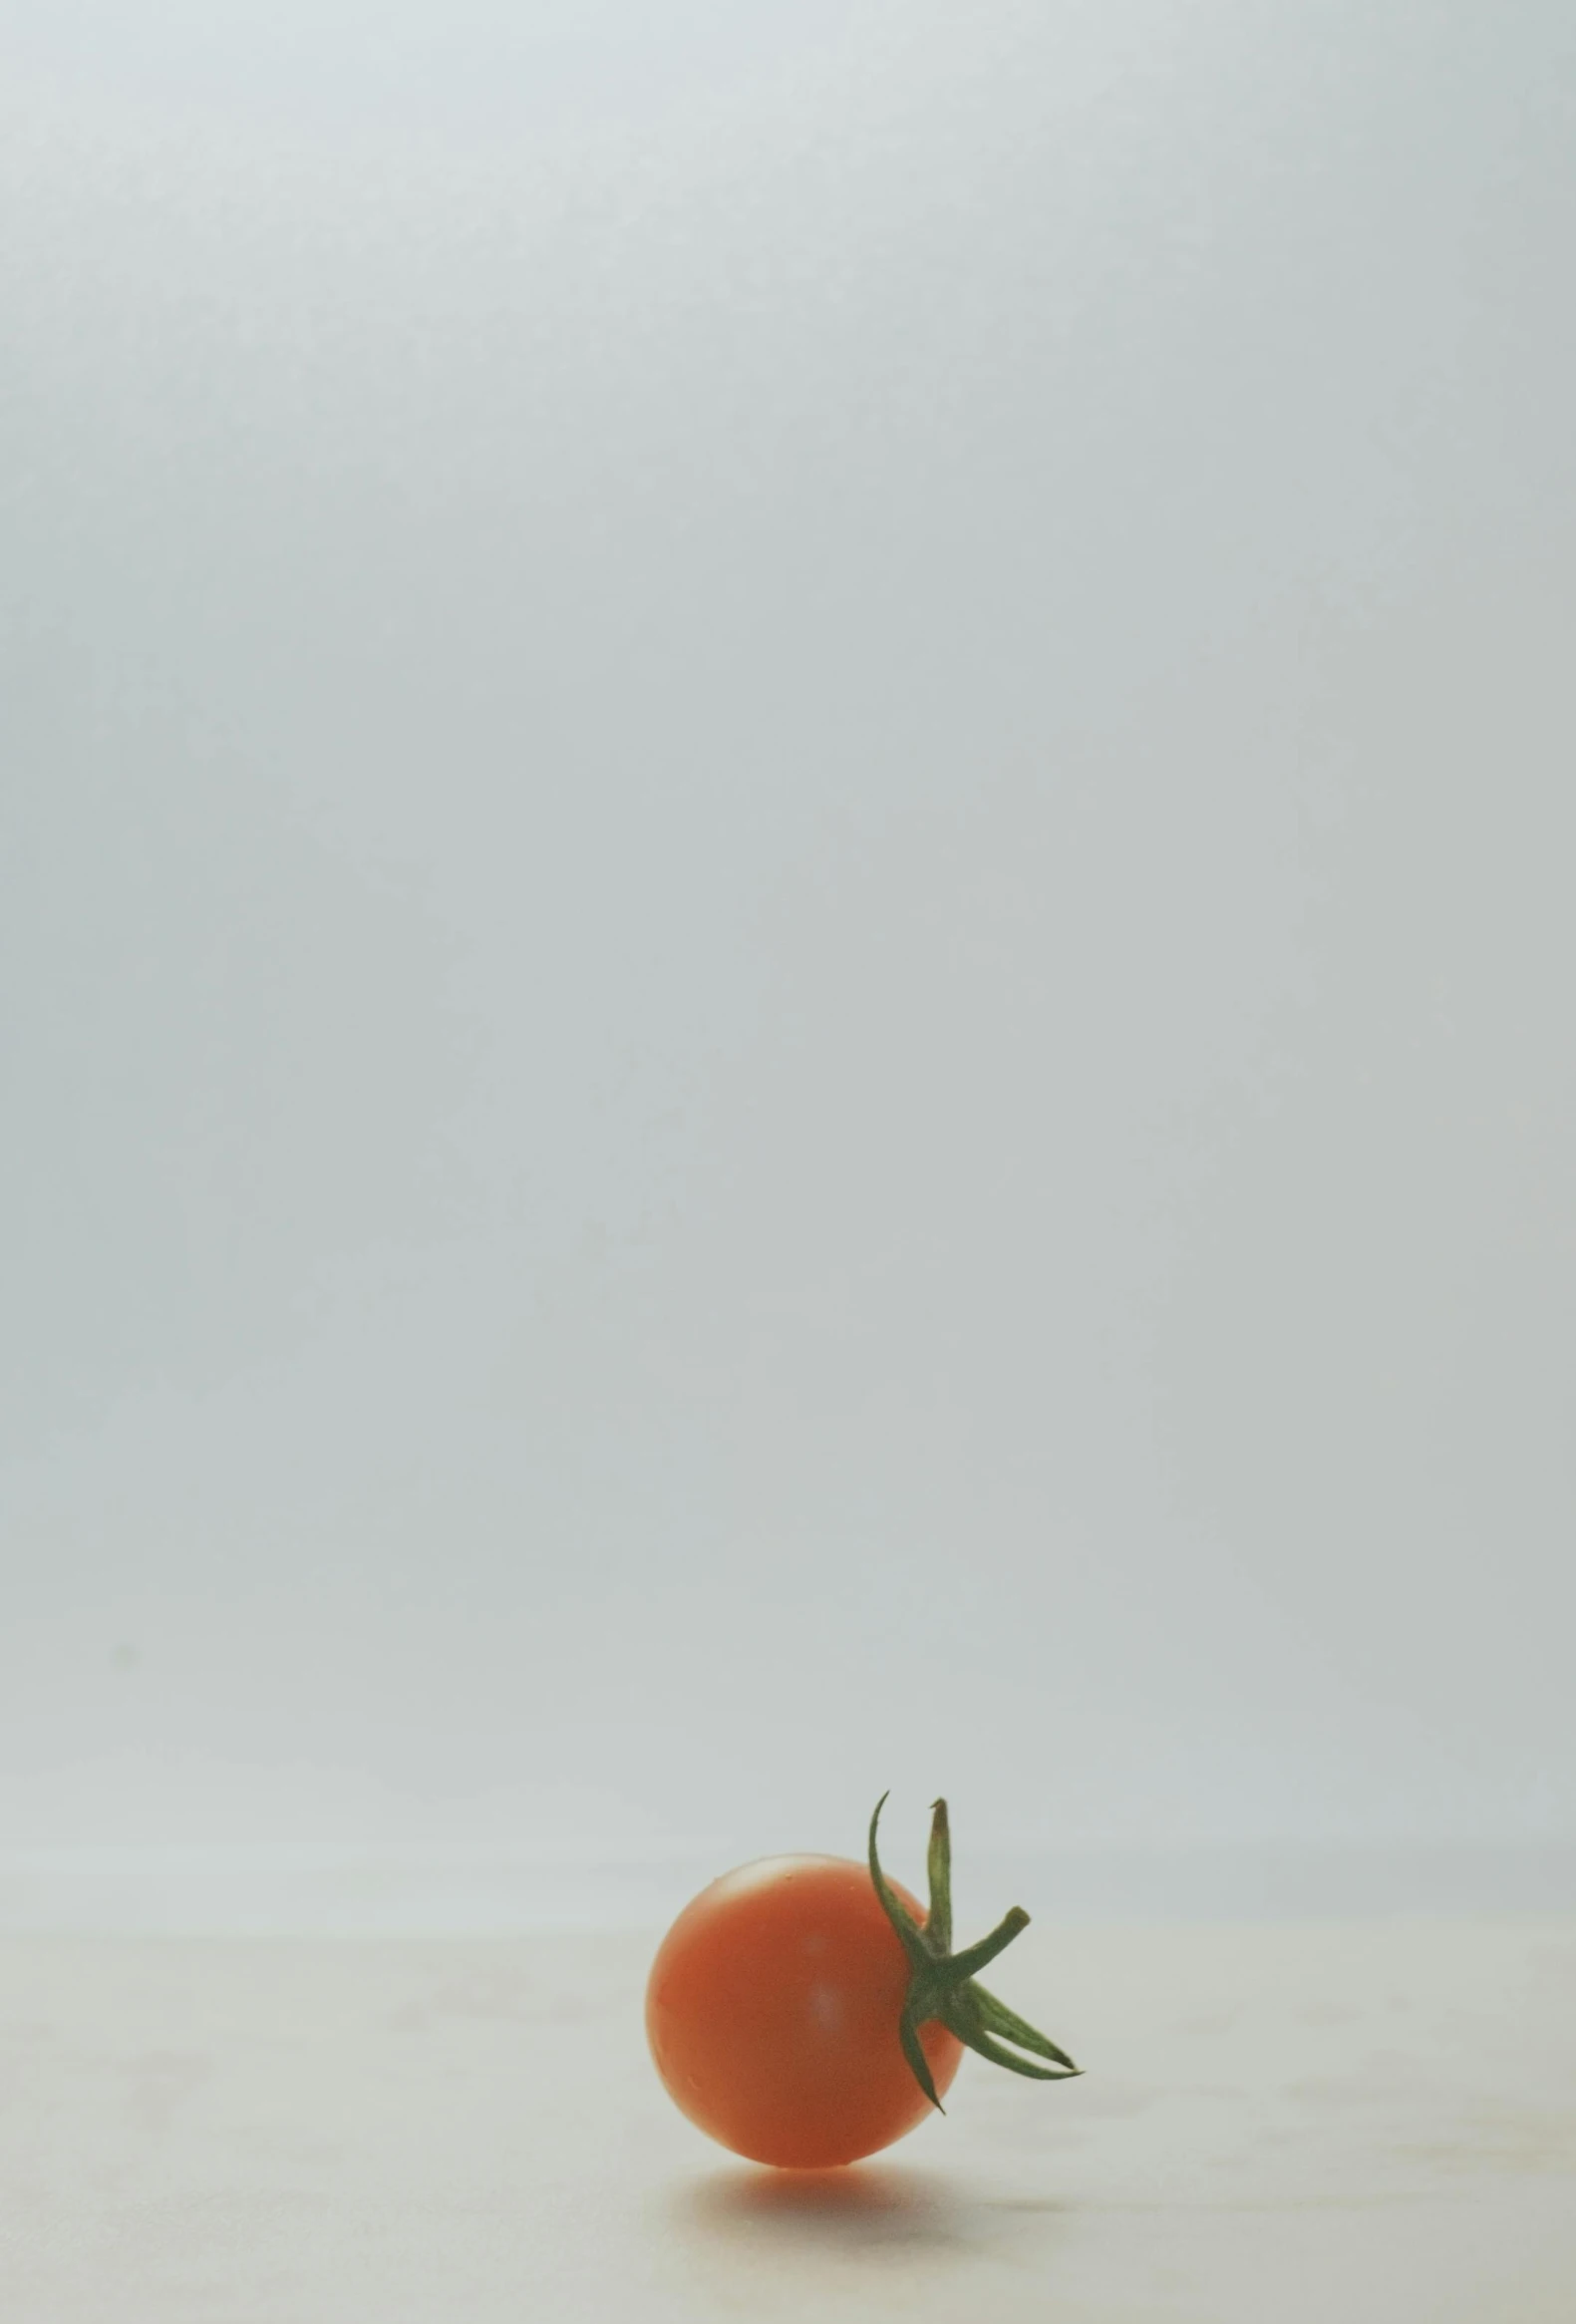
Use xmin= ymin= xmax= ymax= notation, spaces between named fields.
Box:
xmin=2 ymin=1919 xmax=1573 ymax=2321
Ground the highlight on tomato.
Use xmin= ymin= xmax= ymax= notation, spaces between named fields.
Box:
xmin=645 ymin=1794 xmax=1081 ymax=2168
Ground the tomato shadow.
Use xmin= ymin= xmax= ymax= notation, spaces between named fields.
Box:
xmin=677 ymin=2160 xmax=984 ymax=2256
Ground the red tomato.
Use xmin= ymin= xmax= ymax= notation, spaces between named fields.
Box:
xmin=646 ymin=1852 xmax=964 ymax=2167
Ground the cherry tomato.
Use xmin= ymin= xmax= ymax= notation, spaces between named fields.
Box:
xmin=645 ymin=1852 xmax=963 ymax=2167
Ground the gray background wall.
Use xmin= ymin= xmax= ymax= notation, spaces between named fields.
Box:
xmin=3 ymin=0 xmax=1573 ymax=1922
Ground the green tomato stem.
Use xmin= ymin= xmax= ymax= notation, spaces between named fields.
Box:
xmin=867 ymin=1793 xmax=1083 ymax=2110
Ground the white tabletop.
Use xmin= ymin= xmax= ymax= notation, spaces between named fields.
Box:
xmin=3 ymin=1916 xmax=1573 ymax=2321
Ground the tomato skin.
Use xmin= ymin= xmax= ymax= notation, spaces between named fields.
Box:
xmin=646 ymin=1852 xmax=963 ymax=2168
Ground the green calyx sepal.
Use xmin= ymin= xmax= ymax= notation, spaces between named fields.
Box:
xmin=867 ymin=1793 xmax=1083 ymax=2111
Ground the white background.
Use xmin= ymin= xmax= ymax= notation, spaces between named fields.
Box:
xmin=3 ymin=0 xmax=1573 ymax=1922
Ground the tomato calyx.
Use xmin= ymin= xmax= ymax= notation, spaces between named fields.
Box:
xmin=867 ymin=1793 xmax=1082 ymax=2111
